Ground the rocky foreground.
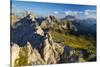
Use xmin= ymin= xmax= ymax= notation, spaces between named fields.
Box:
xmin=11 ymin=13 xmax=96 ymax=66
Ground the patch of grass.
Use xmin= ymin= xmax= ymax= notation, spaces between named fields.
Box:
xmin=49 ymin=30 xmax=96 ymax=54
xmin=14 ymin=45 xmax=28 ymax=66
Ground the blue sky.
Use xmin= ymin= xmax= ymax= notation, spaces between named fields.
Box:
xmin=11 ymin=0 xmax=96 ymax=19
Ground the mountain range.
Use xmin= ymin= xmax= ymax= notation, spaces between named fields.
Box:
xmin=11 ymin=13 xmax=96 ymax=66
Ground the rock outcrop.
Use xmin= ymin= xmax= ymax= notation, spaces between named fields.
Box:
xmin=35 ymin=26 xmax=44 ymax=36
xmin=11 ymin=43 xmax=20 ymax=67
xmin=11 ymin=32 xmax=64 ymax=66
xmin=25 ymin=42 xmax=45 ymax=65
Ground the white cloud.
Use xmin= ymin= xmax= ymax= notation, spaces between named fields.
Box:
xmin=78 ymin=11 xmax=83 ymax=14
xmin=65 ymin=11 xmax=78 ymax=16
xmin=85 ymin=11 xmax=89 ymax=15
xmin=64 ymin=10 xmax=96 ymax=19
xmin=74 ymin=11 xmax=78 ymax=15
xmin=54 ymin=11 xmax=59 ymax=14
xmin=65 ymin=10 xmax=96 ymax=16
xmin=84 ymin=10 xmax=96 ymax=19
xmin=84 ymin=10 xmax=96 ymax=16
xmin=84 ymin=10 xmax=96 ymax=18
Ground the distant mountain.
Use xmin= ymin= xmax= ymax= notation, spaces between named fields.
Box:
xmin=71 ymin=18 xmax=96 ymax=35
xmin=77 ymin=18 xmax=96 ymax=26
xmin=60 ymin=15 xmax=96 ymax=36
xmin=61 ymin=15 xmax=76 ymax=21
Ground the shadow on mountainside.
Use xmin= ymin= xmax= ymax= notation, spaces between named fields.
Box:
xmin=11 ymin=16 xmax=46 ymax=48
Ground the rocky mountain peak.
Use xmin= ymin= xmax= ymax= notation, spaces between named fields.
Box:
xmin=11 ymin=13 xmax=96 ymax=66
